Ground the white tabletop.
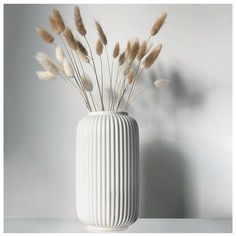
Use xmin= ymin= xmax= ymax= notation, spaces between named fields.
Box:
xmin=4 ymin=218 xmax=231 ymax=233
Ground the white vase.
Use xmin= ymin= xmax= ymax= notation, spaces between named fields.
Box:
xmin=76 ymin=111 xmax=139 ymax=231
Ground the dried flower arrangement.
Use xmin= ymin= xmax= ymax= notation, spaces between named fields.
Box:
xmin=35 ymin=6 xmax=168 ymax=111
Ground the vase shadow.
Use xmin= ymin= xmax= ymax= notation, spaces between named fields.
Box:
xmin=132 ymin=64 xmax=210 ymax=218
xmin=139 ymin=140 xmax=188 ymax=218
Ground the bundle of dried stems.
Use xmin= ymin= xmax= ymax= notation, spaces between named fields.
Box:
xmin=35 ymin=6 xmax=168 ymax=111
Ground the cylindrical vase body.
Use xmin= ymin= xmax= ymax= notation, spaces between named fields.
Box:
xmin=76 ymin=111 xmax=139 ymax=231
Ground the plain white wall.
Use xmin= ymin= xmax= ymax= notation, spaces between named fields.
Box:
xmin=4 ymin=4 xmax=232 ymax=218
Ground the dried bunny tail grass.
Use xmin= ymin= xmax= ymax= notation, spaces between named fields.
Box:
xmin=112 ymin=42 xmax=120 ymax=58
xmin=119 ymin=52 xmax=125 ymax=65
xmin=49 ymin=16 xmax=61 ymax=34
xmin=52 ymin=8 xmax=65 ymax=32
xmin=154 ymin=79 xmax=169 ymax=88
xmin=55 ymin=46 xmax=65 ymax=62
xmin=127 ymin=68 xmax=134 ymax=84
xmin=150 ymin=12 xmax=167 ymax=36
xmin=77 ymin=40 xmax=88 ymax=57
xmin=123 ymin=62 xmax=131 ymax=75
xmin=142 ymin=44 xmax=162 ymax=69
xmin=36 ymin=28 xmax=54 ymax=44
xmin=81 ymin=75 xmax=93 ymax=91
xmin=77 ymin=50 xmax=90 ymax=63
xmin=96 ymin=39 xmax=103 ymax=55
xmin=63 ymin=57 xmax=74 ymax=77
xmin=36 ymin=70 xmax=57 ymax=81
xmin=64 ymin=28 xmax=77 ymax=50
xmin=74 ymin=6 xmax=87 ymax=36
xmin=35 ymin=52 xmax=59 ymax=75
xmin=137 ymin=40 xmax=147 ymax=61
xmin=95 ymin=20 xmax=107 ymax=45
xmin=125 ymin=41 xmax=131 ymax=58
xmin=129 ymin=40 xmax=140 ymax=62
xmin=57 ymin=63 xmax=64 ymax=73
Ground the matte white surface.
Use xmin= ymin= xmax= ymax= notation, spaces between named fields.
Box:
xmin=4 ymin=218 xmax=232 ymax=233
xmin=76 ymin=112 xmax=139 ymax=229
xmin=4 ymin=4 xmax=232 ymax=219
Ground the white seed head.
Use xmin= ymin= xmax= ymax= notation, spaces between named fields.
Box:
xmin=36 ymin=70 xmax=57 ymax=81
xmin=154 ymin=79 xmax=169 ymax=88
xmin=63 ymin=58 xmax=74 ymax=77
xmin=35 ymin=52 xmax=59 ymax=75
xmin=55 ymin=46 xmax=65 ymax=62
xmin=81 ymin=75 xmax=93 ymax=91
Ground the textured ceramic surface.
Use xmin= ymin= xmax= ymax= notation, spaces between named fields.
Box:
xmin=76 ymin=111 xmax=139 ymax=231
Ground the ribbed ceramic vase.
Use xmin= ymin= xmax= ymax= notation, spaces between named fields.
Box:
xmin=76 ymin=111 xmax=139 ymax=231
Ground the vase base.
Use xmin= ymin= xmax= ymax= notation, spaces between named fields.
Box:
xmin=86 ymin=225 xmax=128 ymax=232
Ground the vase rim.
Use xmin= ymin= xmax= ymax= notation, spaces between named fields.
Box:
xmin=88 ymin=111 xmax=128 ymax=115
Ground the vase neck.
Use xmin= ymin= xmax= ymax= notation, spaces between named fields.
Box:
xmin=88 ymin=111 xmax=128 ymax=116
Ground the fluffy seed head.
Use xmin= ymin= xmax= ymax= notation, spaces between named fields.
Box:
xmin=36 ymin=28 xmax=54 ymax=44
xmin=77 ymin=50 xmax=90 ymax=63
xmin=35 ymin=52 xmax=59 ymax=75
xmin=125 ymin=41 xmax=131 ymax=58
xmin=63 ymin=58 xmax=74 ymax=77
xmin=127 ymin=69 xmax=134 ymax=84
xmin=81 ymin=75 xmax=93 ymax=91
xmin=52 ymin=8 xmax=65 ymax=32
xmin=129 ymin=40 xmax=140 ymax=62
xmin=154 ymin=79 xmax=169 ymax=88
xmin=112 ymin=42 xmax=120 ymax=58
xmin=36 ymin=70 xmax=57 ymax=81
xmin=74 ymin=6 xmax=87 ymax=36
xmin=55 ymin=46 xmax=65 ymax=62
xmin=137 ymin=40 xmax=147 ymax=61
xmin=64 ymin=28 xmax=77 ymax=50
xmin=143 ymin=44 xmax=162 ymax=69
xmin=123 ymin=62 xmax=131 ymax=75
xmin=77 ymin=40 xmax=88 ymax=57
xmin=95 ymin=20 xmax=107 ymax=45
xmin=150 ymin=13 xmax=167 ymax=36
xmin=118 ymin=52 xmax=125 ymax=65
xmin=49 ymin=16 xmax=61 ymax=34
xmin=96 ymin=39 xmax=103 ymax=55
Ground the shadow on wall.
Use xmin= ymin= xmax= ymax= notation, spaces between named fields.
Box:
xmin=132 ymin=64 xmax=210 ymax=218
xmin=140 ymin=140 xmax=187 ymax=217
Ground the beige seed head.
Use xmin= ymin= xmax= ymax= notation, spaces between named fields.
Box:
xmin=137 ymin=40 xmax=147 ymax=61
xmin=81 ymin=75 xmax=93 ymax=91
xmin=77 ymin=40 xmax=88 ymax=57
xmin=150 ymin=13 xmax=167 ymax=36
xmin=125 ymin=41 xmax=131 ymax=58
xmin=52 ymin=8 xmax=65 ymax=32
xmin=129 ymin=40 xmax=140 ymax=62
xmin=118 ymin=52 xmax=125 ymax=65
xmin=143 ymin=44 xmax=162 ymax=69
xmin=74 ymin=6 xmax=87 ymax=36
xmin=96 ymin=39 xmax=103 ymax=55
xmin=123 ymin=62 xmax=131 ymax=76
xmin=49 ymin=16 xmax=61 ymax=34
xmin=112 ymin=43 xmax=120 ymax=58
xmin=95 ymin=20 xmax=107 ymax=45
xmin=64 ymin=28 xmax=77 ymax=50
xmin=36 ymin=28 xmax=54 ymax=44
xmin=77 ymin=50 xmax=90 ymax=63
xmin=127 ymin=69 xmax=134 ymax=84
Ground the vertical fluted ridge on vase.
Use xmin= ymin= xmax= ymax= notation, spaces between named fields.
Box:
xmin=76 ymin=112 xmax=139 ymax=231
